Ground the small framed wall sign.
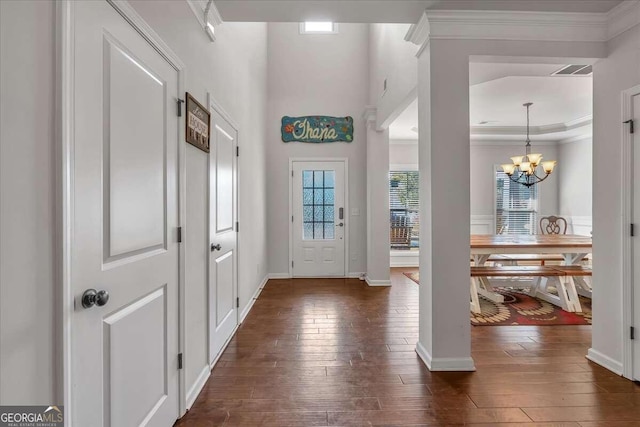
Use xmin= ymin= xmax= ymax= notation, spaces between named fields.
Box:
xmin=185 ymin=92 xmax=210 ymax=153
xmin=281 ymin=116 xmax=353 ymax=143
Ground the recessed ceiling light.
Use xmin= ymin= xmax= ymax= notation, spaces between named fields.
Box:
xmin=300 ymin=22 xmax=338 ymax=34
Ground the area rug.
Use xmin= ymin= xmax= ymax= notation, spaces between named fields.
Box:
xmin=403 ymin=271 xmax=592 ymax=326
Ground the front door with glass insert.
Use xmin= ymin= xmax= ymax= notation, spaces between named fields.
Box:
xmin=291 ymin=161 xmax=346 ymax=277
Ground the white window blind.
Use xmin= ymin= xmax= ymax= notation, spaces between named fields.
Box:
xmin=389 ymin=171 xmax=419 ymax=249
xmin=495 ymin=169 xmax=538 ymax=235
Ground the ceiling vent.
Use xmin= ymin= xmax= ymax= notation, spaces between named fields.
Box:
xmin=552 ymin=65 xmax=592 ymax=76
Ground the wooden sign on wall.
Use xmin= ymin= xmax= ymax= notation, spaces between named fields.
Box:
xmin=185 ymin=92 xmax=210 ymax=153
xmin=281 ymin=116 xmax=353 ymax=143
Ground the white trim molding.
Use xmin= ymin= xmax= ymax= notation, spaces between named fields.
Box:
xmin=186 ymin=0 xmax=223 ymax=42
xmin=365 ymin=275 xmax=392 ymax=287
xmin=607 ymin=0 xmax=640 ymax=40
xmin=390 ymin=250 xmax=419 ymax=268
xmin=470 ymin=215 xmax=494 ymax=235
xmin=416 ymin=341 xmax=476 ymax=372
xmin=471 ymin=116 xmax=592 ymax=137
xmin=406 ymin=1 xmax=640 ymax=48
xmin=239 ymin=274 xmax=268 ymax=324
xmin=268 ymin=273 xmax=292 ymax=280
xmin=185 ymin=365 xmax=210 ymax=410
xmin=587 ymin=348 xmax=624 ymax=376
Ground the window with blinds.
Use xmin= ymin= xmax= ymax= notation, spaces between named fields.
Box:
xmin=495 ymin=169 xmax=538 ymax=235
xmin=389 ymin=171 xmax=419 ymax=249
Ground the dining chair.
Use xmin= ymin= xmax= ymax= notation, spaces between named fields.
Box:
xmin=539 ymin=215 xmax=568 ymax=235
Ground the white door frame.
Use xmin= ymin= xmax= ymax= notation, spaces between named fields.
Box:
xmin=57 ymin=0 xmax=187 ymax=420
xmin=622 ymin=84 xmax=640 ymax=380
xmin=288 ymin=158 xmax=349 ymax=278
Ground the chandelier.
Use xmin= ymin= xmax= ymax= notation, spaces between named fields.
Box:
xmin=501 ymin=102 xmax=557 ymax=188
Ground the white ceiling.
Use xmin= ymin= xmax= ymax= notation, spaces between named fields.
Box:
xmin=214 ymin=0 xmax=622 ymax=23
xmin=389 ymin=63 xmax=593 ymax=143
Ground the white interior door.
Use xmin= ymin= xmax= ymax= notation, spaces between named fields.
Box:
xmin=208 ymin=109 xmax=239 ymax=363
xmin=632 ymin=92 xmax=640 ymax=381
xmin=291 ymin=161 xmax=346 ymax=277
xmin=71 ymin=2 xmax=179 ymax=425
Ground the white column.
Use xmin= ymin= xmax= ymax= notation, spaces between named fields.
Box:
xmin=415 ymin=41 xmax=474 ymax=371
xmin=365 ymin=109 xmax=391 ymax=286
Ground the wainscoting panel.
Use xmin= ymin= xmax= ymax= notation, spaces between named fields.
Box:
xmin=470 ymin=215 xmax=494 ymax=235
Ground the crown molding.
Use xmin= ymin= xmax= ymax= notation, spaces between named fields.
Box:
xmin=362 ymin=105 xmax=377 ymax=123
xmin=427 ymin=10 xmax=607 ymax=42
xmin=606 ymin=0 xmax=640 ymax=40
xmin=471 ymin=115 xmax=591 ymax=136
xmin=470 ymin=139 xmax=559 ymax=146
xmin=405 ymin=2 xmax=640 ymax=46
xmin=187 ymin=0 xmax=223 ymax=32
xmin=557 ymin=133 xmax=593 ymax=145
xmin=405 ymin=10 xmax=430 ymax=45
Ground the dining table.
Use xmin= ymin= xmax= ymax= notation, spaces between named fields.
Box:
xmin=470 ymin=234 xmax=592 ymax=311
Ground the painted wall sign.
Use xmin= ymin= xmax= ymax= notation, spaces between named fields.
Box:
xmin=281 ymin=116 xmax=353 ymax=143
xmin=185 ymin=92 xmax=210 ymax=153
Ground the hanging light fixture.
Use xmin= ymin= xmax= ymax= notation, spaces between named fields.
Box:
xmin=501 ymin=102 xmax=557 ymax=188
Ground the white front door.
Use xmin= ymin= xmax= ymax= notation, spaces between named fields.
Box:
xmin=71 ymin=2 xmax=179 ymax=425
xmin=209 ymin=109 xmax=239 ymax=363
xmin=632 ymin=92 xmax=640 ymax=381
xmin=291 ymin=161 xmax=346 ymax=277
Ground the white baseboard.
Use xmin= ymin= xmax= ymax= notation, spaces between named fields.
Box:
xmin=390 ymin=251 xmax=419 ymax=267
xmin=240 ymin=274 xmax=268 ymax=324
xmin=416 ymin=341 xmax=476 ymax=371
xmin=347 ymin=272 xmax=366 ymax=279
xmin=365 ymin=275 xmax=391 ymax=286
xmin=587 ymin=348 xmax=623 ymax=376
xmin=185 ymin=364 xmax=211 ymax=410
xmin=268 ymin=273 xmax=291 ymax=279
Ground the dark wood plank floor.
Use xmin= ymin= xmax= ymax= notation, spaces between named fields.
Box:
xmin=177 ymin=268 xmax=640 ymax=426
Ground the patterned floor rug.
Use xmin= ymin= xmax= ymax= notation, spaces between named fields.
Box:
xmin=403 ymin=271 xmax=592 ymax=326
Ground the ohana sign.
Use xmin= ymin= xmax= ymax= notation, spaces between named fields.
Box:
xmin=281 ymin=116 xmax=353 ymax=143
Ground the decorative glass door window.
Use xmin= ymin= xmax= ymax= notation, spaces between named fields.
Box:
xmin=302 ymin=170 xmax=335 ymax=240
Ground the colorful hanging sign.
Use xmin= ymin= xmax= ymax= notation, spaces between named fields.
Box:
xmin=281 ymin=116 xmax=353 ymax=143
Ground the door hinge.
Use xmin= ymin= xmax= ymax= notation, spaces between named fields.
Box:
xmin=291 ymin=170 xmax=294 ymax=177
xmin=177 ymin=227 xmax=183 ymax=243
xmin=291 ymin=260 xmax=294 ymax=268
xmin=236 ymin=146 xmax=239 ymax=157
xmin=291 ymin=215 xmax=294 ymax=223
xmin=177 ymin=99 xmax=185 ymax=117
xmin=623 ymin=119 xmax=635 ymax=134
xmin=236 ymin=221 xmax=239 ymax=232
xmin=631 ymin=326 xmax=635 ymax=340
xmin=178 ymin=353 xmax=183 ymax=369
xmin=632 ymin=224 xmax=635 ymax=237
xmin=236 ymin=297 xmax=239 ymax=308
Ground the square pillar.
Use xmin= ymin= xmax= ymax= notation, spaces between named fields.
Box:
xmin=416 ymin=41 xmax=474 ymax=371
xmin=365 ymin=110 xmax=391 ymax=286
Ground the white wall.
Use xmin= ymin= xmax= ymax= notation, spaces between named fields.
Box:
xmin=558 ymin=138 xmax=593 ymax=235
xmin=369 ymin=24 xmax=418 ymax=126
xmin=0 ymin=0 xmax=57 ymax=405
xmin=266 ymin=23 xmax=369 ymax=276
xmin=591 ymin=24 xmax=640 ymax=374
xmin=128 ymin=0 xmax=268 ymax=406
xmin=390 ymin=142 xmax=418 ymax=166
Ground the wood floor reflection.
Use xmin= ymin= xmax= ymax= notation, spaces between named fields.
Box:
xmin=176 ymin=268 xmax=640 ymax=426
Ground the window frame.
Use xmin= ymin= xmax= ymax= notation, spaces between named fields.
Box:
xmin=389 ymin=169 xmax=420 ymax=250
xmin=493 ymin=164 xmax=541 ymax=235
